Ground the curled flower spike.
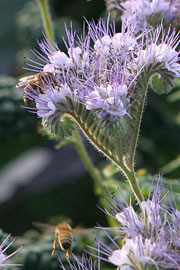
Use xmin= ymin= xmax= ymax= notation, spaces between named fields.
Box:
xmin=95 ymin=181 xmax=180 ymax=269
xmin=106 ymin=0 xmax=180 ymax=32
xmin=0 ymin=235 xmax=22 ymax=268
xmin=138 ymin=26 xmax=180 ymax=78
xmin=17 ymin=18 xmax=180 ymax=202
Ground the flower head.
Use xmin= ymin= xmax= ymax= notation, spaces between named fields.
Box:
xmin=17 ymin=19 xmax=139 ymax=123
xmin=16 ymin=18 xmax=180 ymax=140
xmin=96 ymin=181 xmax=180 ymax=269
xmin=137 ymin=27 xmax=180 ymax=77
xmin=107 ymin=0 xmax=180 ymax=32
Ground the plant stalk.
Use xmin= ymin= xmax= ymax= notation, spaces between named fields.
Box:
xmin=37 ymin=0 xmax=55 ymax=42
xmin=120 ymin=165 xmax=144 ymax=203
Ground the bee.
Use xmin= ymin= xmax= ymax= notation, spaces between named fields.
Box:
xmin=52 ymin=222 xmax=73 ymax=260
xmin=33 ymin=221 xmax=93 ymax=260
xmin=16 ymin=72 xmax=53 ymax=105
xmin=33 ymin=221 xmax=73 ymax=260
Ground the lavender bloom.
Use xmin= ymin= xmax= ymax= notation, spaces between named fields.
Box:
xmin=108 ymin=235 xmax=168 ymax=269
xmin=85 ymin=84 xmax=128 ymax=121
xmin=137 ymin=27 xmax=180 ymax=77
xmin=35 ymin=84 xmax=72 ymax=121
xmin=96 ymin=181 xmax=180 ymax=269
xmin=35 ymin=88 xmax=63 ymax=118
xmin=107 ymin=0 xmax=180 ymax=32
xmin=17 ymin=19 xmax=180 ymax=126
xmin=0 ymin=235 xmax=22 ymax=268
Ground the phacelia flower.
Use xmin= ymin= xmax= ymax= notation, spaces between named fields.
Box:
xmin=17 ymin=18 xmax=180 ymax=131
xmin=85 ymin=84 xmax=128 ymax=121
xmin=107 ymin=0 xmax=180 ymax=32
xmin=96 ymin=181 xmax=180 ymax=269
xmin=137 ymin=27 xmax=180 ymax=77
xmin=0 ymin=235 xmax=22 ymax=268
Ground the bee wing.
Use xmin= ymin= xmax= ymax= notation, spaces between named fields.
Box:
xmin=16 ymin=75 xmax=35 ymax=88
xmin=32 ymin=222 xmax=56 ymax=232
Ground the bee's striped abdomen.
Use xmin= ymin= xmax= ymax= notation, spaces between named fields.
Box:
xmin=56 ymin=222 xmax=73 ymax=255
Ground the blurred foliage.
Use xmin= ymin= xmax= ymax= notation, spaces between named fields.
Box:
xmin=0 ymin=173 xmax=108 ymax=236
xmin=0 ymin=75 xmax=29 ymax=140
xmin=136 ymin=81 xmax=180 ymax=177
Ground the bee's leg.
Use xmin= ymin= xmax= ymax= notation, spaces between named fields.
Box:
xmin=66 ymin=249 xmax=71 ymax=261
xmin=51 ymin=239 xmax=58 ymax=257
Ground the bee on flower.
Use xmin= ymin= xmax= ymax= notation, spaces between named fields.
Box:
xmin=16 ymin=18 xmax=180 ymax=125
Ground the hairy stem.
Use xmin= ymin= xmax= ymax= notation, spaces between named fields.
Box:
xmin=121 ymin=165 xmax=144 ymax=203
xmin=37 ymin=0 xmax=55 ymax=42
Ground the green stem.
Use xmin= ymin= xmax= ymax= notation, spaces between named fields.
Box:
xmin=121 ymin=165 xmax=144 ymax=203
xmin=37 ymin=0 xmax=55 ymax=42
xmin=72 ymin=128 xmax=118 ymax=227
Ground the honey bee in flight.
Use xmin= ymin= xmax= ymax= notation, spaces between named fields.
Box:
xmin=33 ymin=221 xmax=93 ymax=260
xmin=33 ymin=221 xmax=73 ymax=260
xmin=52 ymin=222 xmax=73 ymax=260
xmin=16 ymin=72 xmax=54 ymax=105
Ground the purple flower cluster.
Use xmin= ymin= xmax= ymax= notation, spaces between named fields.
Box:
xmin=107 ymin=0 xmax=180 ymax=32
xmin=97 ymin=182 xmax=180 ymax=269
xmin=17 ymin=19 xmax=180 ymax=125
